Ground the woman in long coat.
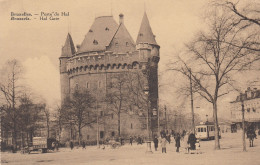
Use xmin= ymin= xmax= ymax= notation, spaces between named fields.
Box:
xmin=175 ymin=133 xmax=181 ymax=152
xmin=153 ymin=136 xmax=159 ymax=151
xmin=188 ymin=133 xmax=197 ymax=150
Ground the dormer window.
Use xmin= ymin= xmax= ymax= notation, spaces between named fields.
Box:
xmin=115 ymin=42 xmax=119 ymax=47
xmin=139 ymin=33 xmax=143 ymax=37
xmin=105 ymin=27 xmax=109 ymax=31
xmin=89 ymin=29 xmax=93 ymax=32
xmin=93 ymin=40 xmax=98 ymax=45
xmin=126 ymin=42 xmax=129 ymax=47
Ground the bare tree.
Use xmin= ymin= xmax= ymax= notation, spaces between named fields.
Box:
xmin=169 ymin=7 xmax=258 ymax=149
xmin=106 ymin=73 xmax=130 ymax=136
xmin=0 ymin=59 xmax=23 ymax=151
xmin=213 ymin=0 xmax=260 ymax=54
xmin=18 ymin=93 xmax=44 ymax=146
xmin=53 ymin=105 xmax=63 ymax=142
xmin=43 ymin=106 xmax=50 ymax=138
xmin=62 ymin=89 xmax=95 ymax=145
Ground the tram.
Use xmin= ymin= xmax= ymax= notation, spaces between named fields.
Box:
xmin=195 ymin=122 xmax=221 ymax=140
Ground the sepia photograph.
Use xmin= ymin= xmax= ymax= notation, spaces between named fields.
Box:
xmin=0 ymin=0 xmax=260 ymax=164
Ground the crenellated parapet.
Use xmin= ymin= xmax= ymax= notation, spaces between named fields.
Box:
xmin=66 ymin=50 xmax=149 ymax=76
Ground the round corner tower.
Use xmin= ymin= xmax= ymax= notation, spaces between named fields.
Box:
xmin=59 ymin=12 xmax=160 ymax=139
xmin=136 ymin=12 xmax=160 ymax=133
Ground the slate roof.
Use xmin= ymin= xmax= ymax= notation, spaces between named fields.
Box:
xmin=61 ymin=33 xmax=76 ymax=57
xmin=136 ymin=12 xmax=157 ymax=45
xmin=107 ymin=22 xmax=136 ymax=53
xmin=78 ymin=16 xmax=119 ymax=53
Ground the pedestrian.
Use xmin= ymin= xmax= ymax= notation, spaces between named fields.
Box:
xmin=160 ymin=135 xmax=167 ymax=153
xmin=82 ymin=141 xmax=86 ymax=149
xmin=70 ymin=141 xmax=74 ymax=150
xmin=153 ymin=135 xmax=159 ymax=151
xmin=55 ymin=141 xmax=59 ymax=151
xmin=11 ymin=144 xmax=15 ymax=153
xmin=52 ymin=142 xmax=55 ymax=151
xmin=129 ymin=136 xmax=133 ymax=146
xmin=183 ymin=131 xmax=189 ymax=154
xmin=188 ymin=133 xmax=197 ymax=151
xmin=167 ymin=134 xmax=171 ymax=144
xmin=195 ymin=140 xmax=201 ymax=154
xmin=137 ymin=136 xmax=141 ymax=145
xmin=175 ymin=133 xmax=181 ymax=152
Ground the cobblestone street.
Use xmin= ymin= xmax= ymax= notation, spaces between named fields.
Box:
xmin=1 ymin=132 xmax=260 ymax=165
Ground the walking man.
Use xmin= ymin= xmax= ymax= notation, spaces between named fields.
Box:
xmin=153 ymin=136 xmax=159 ymax=151
xmin=129 ymin=136 xmax=133 ymax=146
xmin=175 ymin=133 xmax=181 ymax=152
xmin=82 ymin=141 xmax=86 ymax=149
xmin=70 ymin=141 xmax=74 ymax=150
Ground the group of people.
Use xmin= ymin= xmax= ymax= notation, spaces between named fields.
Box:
xmin=152 ymin=131 xmax=199 ymax=154
xmin=68 ymin=130 xmax=199 ymax=153
xmin=51 ymin=141 xmax=59 ymax=151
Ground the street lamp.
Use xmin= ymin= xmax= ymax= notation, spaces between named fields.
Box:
xmin=69 ymin=119 xmax=74 ymax=141
xmin=143 ymin=85 xmax=153 ymax=154
xmin=240 ymin=93 xmax=246 ymax=152
xmin=174 ymin=114 xmax=177 ymax=132
xmin=206 ymin=114 xmax=208 ymax=122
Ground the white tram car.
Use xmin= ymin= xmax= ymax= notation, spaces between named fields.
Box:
xmin=195 ymin=122 xmax=221 ymax=140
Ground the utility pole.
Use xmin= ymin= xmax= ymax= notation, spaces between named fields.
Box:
xmin=157 ymin=100 xmax=160 ymax=135
xmin=240 ymin=93 xmax=246 ymax=152
xmin=164 ymin=105 xmax=167 ymax=131
xmin=189 ymin=68 xmax=195 ymax=134
xmin=96 ymin=99 xmax=100 ymax=148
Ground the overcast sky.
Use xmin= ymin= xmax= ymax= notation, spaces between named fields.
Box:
xmin=0 ymin=0 xmax=258 ymax=119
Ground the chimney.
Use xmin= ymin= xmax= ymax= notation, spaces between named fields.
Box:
xmin=119 ymin=13 xmax=124 ymax=24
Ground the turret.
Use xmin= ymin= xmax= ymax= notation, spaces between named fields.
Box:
xmin=59 ymin=33 xmax=76 ymax=102
xmin=136 ymin=12 xmax=160 ymax=132
xmin=136 ymin=12 xmax=160 ymax=61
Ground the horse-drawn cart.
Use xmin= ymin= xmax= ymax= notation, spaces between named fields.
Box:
xmin=20 ymin=137 xmax=56 ymax=154
xmin=108 ymin=139 xmax=121 ymax=149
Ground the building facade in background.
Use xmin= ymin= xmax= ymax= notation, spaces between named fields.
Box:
xmin=230 ymin=87 xmax=260 ymax=131
xmin=59 ymin=13 xmax=160 ymax=142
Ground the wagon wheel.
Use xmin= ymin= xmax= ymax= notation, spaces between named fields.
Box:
xmin=112 ymin=144 xmax=116 ymax=148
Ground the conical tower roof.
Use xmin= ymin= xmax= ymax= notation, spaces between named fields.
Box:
xmin=136 ymin=12 xmax=157 ymax=45
xmin=78 ymin=16 xmax=119 ymax=53
xmin=61 ymin=33 xmax=76 ymax=57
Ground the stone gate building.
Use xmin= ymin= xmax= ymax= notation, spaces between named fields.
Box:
xmin=59 ymin=12 xmax=160 ymax=142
